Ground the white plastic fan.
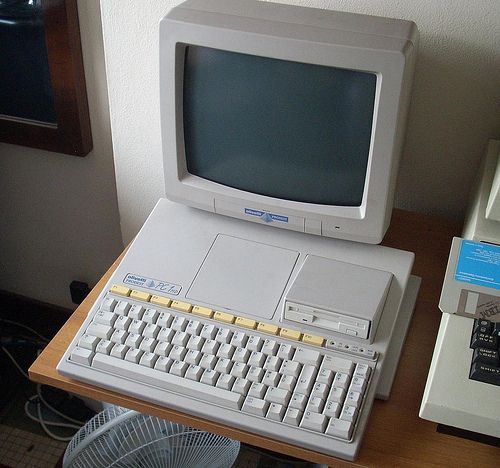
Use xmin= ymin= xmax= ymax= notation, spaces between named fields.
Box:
xmin=63 ymin=405 xmax=240 ymax=468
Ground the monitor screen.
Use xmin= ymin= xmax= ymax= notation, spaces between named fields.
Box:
xmin=183 ymin=45 xmax=377 ymax=207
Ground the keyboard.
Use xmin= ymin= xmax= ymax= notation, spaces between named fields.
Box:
xmin=469 ymin=318 xmax=500 ymax=386
xmin=60 ymin=284 xmax=379 ymax=461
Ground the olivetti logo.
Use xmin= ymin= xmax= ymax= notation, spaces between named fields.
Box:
xmin=244 ymin=208 xmax=288 ymax=223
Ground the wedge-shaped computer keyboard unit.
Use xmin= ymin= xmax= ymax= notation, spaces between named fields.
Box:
xmin=58 ymin=284 xmax=381 ymax=461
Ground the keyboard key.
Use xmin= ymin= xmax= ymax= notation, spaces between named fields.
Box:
xmin=323 ymin=400 xmax=341 ymax=418
xmin=322 ymin=355 xmax=354 ymax=375
xmin=230 ymin=332 xmax=248 ymax=348
xmin=154 ymin=341 xmax=172 ymax=357
xmin=139 ymin=352 xmax=158 ymax=368
xmin=257 ymin=322 xmax=279 ymax=335
xmin=214 ymin=311 xmax=235 ymax=324
xmin=157 ymin=327 xmax=175 ymax=343
xmin=233 ymin=347 xmax=251 ymax=364
xmin=300 ymin=411 xmax=327 ymax=432
xmin=302 ymin=334 xmax=325 ymax=347
xmin=150 ymin=295 xmax=172 ymax=308
xmin=242 ymin=396 xmax=269 ymax=416
xmin=114 ymin=315 xmax=131 ymax=331
xmin=293 ymin=347 xmax=322 ymax=367
xmin=472 ymin=348 xmax=500 ymax=366
xmin=185 ymin=364 xmax=203 ymax=381
xmin=283 ymin=408 xmax=302 ymax=426
xmin=171 ymin=316 xmax=188 ymax=332
xmin=156 ymin=312 xmax=173 ymax=327
xmin=231 ymin=362 xmax=249 ymax=378
xmin=199 ymin=354 xmax=217 ymax=370
xmin=215 ymin=328 xmax=233 ymax=344
xmin=139 ymin=337 xmax=157 ymax=353
xmin=143 ymin=323 xmax=160 ymax=339
xmin=78 ymin=334 xmax=100 ymax=351
xmin=469 ymin=362 xmax=500 ymax=386
xmin=333 ymin=372 xmax=351 ymax=390
xmin=279 ymin=328 xmax=302 ymax=341
xmin=129 ymin=290 xmax=151 ymax=302
xmin=470 ymin=332 xmax=498 ymax=350
xmin=326 ymin=418 xmax=353 ymax=439
xmin=216 ymin=373 xmax=235 ymax=390
xmin=265 ymin=387 xmax=291 ymax=406
xmin=115 ymin=301 xmax=131 ymax=316
xmin=277 ymin=343 xmax=295 ymax=360
xmin=128 ymin=305 xmax=145 ymax=320
xmin=129 ymin=319 xmax=146 ymax=335
xmin=70 ymin=347 xmax=94 ymax=365
xmin=186 ymin=320 xmax=203 ymax=335
xmin=306 ymin=396 xmax=325 ymax=413
xmin=201 ymin=339 xmax=220 ymax=355
xmin=125 ymin=348 xmax=143 ymax=364
xmin=280 ymin=360 xmax=302 ymax=378
xmin=201 ymin=324 xmax=217 ymax=340
xmin=340 ymin=405 xmax=358 ymax=423
xmin=262 ymin=371 xmax=280 ymax=387
xmin=101 ymin=296 xmax=117 ymax=312
xmin=278 ymin=374 xmax=296 ymax=392
xmin=171 ymin=300 xmax=192 ymax=313
xmin=235 ymin=317 xmax=257 ymax=330
xmin=187 ymin=335 xmax=204 ymax=351
xmin=267 ymin=403 xmax=285 ymax=421
xmin=169 ymin=345 xmax=187 ymax=361
xmin=248 ymin=382 xmax=267 ymax=399
xmin=110 ymin=329 xmax=128 ymax=345
xmin=289 ymin=393 xmax=307 ymax=411
xmin=110 ymin=284 xmax=130 ymax=297
xmin=154 ymin=356 xmax=173 ymax=372
xmin=261 ymin=339 xmax=279 ymax=356
xmin=232 ymin=377 xmax=251 ymax=395
xmin=474 ymin=319 xmax=493 ymax=335
xmin=247 ymin=335 xmax=263 ymax=352
xmin=125 ymin=333 xmax=142 ymax=348
xmin=87 ymin=323 xmax=113 ymax=340
xmin=200 ymin=368 xmax=219 ymax=386
xmin=192 ymin=305 xmax=214 ymax=318
xmin=95 ymin=311 xmax=117 ymax=327
xmin=295 ymin=365 xmax=317 ymax=394
xmin=170 ymin=360 xmax=189 ymax=377
xmin=143 ymin=308 xmax=160 ymax=324
xmin=110 ymin=344 xmax=128 ymax=359
xmin=247 ymin=366 xmax=265 ymax=383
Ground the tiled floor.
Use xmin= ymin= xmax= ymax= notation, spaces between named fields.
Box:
xmin=0 ymin=425 xmax=66 ymax=468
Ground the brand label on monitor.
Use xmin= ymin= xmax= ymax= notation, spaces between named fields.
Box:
xmin=455 ymin=240 xmax=500 ymax=290
xmin=244 ymin=208 xmax=288 ymax=223
xmin=124 ymin=273 xmax=181 ymax=295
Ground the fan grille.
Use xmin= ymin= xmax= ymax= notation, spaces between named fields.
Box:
xmin=63 ymin=406 xmax=240 ymax=468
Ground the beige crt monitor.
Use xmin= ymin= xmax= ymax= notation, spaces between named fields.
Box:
xmin=159 ymin=0 xmax=418 ymax=244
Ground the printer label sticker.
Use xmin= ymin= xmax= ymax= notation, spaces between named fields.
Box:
xmin=455 ymin=240 xmax=500 ymax=290
xmin=124 ymin=273 xmax=181 ymax=295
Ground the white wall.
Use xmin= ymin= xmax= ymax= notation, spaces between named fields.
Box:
xmin=0 ymin=0 xmax=123 ymax=308
xmin=100 ymin=0 xmax=500 ymax=244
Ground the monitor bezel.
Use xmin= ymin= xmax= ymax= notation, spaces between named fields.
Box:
xmin=160 ymin=7 xmax=413 ymax=243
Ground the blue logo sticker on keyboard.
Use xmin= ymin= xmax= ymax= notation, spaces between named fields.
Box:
xmin=124 ymin=273 xmax=181 ymax=295
xmin=455 ymin=240 xmax=500 ymax=290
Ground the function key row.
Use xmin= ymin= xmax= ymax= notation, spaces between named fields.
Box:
xmin=106 ymin=284 xmax=376 ymax=359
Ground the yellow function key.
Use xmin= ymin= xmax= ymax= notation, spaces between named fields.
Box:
xmin=192 ymin=305 xmax=214 ymax=318
xmin=302 ymin=333 xmax=325 ymax=347
xmin=129 ymin=290 xmax=151 ymax=302
xmin=110 ymin=284 xmax=130 ymax=297
xmin=171 ymin=300 xmax=193 ymax=313
xmin=256 ymin=322 xmax=279 ymax=335
xmin=150 ymin=295 xmax=172 ymax=307
xmin=235 ymin=317 xmax=257 ymax=330
xmin=279 ymin=328 xmax=302 ymax=341
xmin=214 ymin=311 xmax=235 ymax=324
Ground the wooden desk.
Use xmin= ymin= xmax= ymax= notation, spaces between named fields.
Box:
xmin=29 ymin=210 xmax=499 ymax=467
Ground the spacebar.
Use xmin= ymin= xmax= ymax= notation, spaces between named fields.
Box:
xmin=92 ymin=354 xmax=244 ymax=409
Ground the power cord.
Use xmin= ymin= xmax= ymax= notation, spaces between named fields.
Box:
xmin=1 ymin=332 xmax=88 ymax=442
